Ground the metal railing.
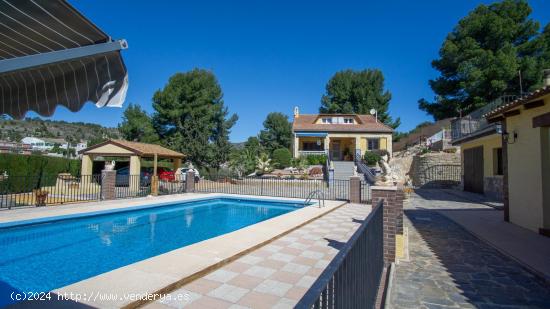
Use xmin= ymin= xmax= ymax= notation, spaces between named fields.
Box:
xmin=413 ymin=164 xmax=461 ymax=188
xmin=299 ymin=150 xmax=328 ymax=157
xmin=0 ymin=174 xmax=155 ymax=209
xmin=158 ymin=180 xmax=186 ymax=195
xmin=355 ymin=157 xmax=376 ymax=184
xmin=113 ymin=175 xmax=152 ymax=199
xmin=305 ymin=190 xmax=325 ymax=208
xmin=296 ymin=199 xmax=384 ymax=309
xmin=196 ymin=174 xmax=369 ymax=202
xmin=451 ymin=95 xmax=517 ymax=141
xmin=0 ymin=174 xmax=102 ymax=209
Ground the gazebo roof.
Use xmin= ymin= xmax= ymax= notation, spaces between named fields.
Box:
xmin=80 ymin=139 xmax=184 ymax=159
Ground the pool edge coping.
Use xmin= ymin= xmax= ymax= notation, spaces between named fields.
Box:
xmin=124 ymin=198 xmax=349 ymax=309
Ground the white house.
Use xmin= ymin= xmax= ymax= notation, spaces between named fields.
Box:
xmin=21 ymin=137 xmax=54 ymax=151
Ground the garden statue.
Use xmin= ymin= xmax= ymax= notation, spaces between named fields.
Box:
xmin=377 ymin=153 xmax=397 ymax=185
xmin=105 ymin=160 xmax=116 ymax=171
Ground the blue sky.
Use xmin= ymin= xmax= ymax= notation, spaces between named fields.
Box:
xmin=30 ymin=0 xmax=550 ymax=142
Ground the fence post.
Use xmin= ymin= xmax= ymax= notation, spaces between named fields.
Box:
xmin=371 ymin=186 xmax=403 ymax=264
xmin=101 ymin=170 xmax=116 ymax=200
xmin=185 ymin=171 xmax=195 ymax=193
xmin=349 ymin=176 xmax=361 ymax=203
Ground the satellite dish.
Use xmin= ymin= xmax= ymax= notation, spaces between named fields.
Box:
xmin=369 ymin=109 xmax=376 ymax=115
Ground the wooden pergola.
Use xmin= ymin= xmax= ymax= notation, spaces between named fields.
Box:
xmin=79 ymin=139 xmax=185 ymax=194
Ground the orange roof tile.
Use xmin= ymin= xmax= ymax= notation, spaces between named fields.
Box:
xmin=292 ymin=114 xmax=393 ymax=133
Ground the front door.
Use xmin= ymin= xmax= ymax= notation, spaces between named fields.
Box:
xmin=331 ymin=141 xmax=341 ymax=160
xmin=464 ymin=146 xmax=484 ymax=193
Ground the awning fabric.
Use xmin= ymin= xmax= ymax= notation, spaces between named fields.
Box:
xmin=0 ymin=0 xmax=128 ymax=119
xmin=295 ymin=132 xmax=328 ymax=137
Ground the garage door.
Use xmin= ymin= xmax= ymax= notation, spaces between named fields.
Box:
xmin=464 ymin=146 xmax=484 ymax=193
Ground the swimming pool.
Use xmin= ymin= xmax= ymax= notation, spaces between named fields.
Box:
xmin=0 ymin=197 xmax=305 ymax=307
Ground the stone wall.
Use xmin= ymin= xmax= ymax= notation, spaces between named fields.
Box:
xmin=410 ymin=152 xmax=461 ymax=188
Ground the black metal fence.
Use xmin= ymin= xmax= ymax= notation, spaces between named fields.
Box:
xmin=0 ymin=174 xmax=102 ymax=209
xmin=1 ymin=172 xmax=372 ymax=209
xmin=418 ymin=164 xmax=461 ymax=188
xmin=0 ymin=174 xmax=157 ymax=209
xmin=112 ymin=175 xmax=153 ymax=199
xmin=196 ymin=174 xmax=371 ymax=202
xmin=296 ymin=199 xmax=384 ymax=308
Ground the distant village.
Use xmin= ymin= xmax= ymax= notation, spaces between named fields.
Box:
xmin=0 ymin=137 xmax=87 ymax=159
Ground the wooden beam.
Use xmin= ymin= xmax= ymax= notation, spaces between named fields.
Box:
xmin=487 ymin=116 xmax=504 ymax=124
xmin=524 ymin=99 xmax=545 ymax=110
xmin=153 ymin=153 xmax=158 ymax=176
xmin=503 ymin=109 xmax=521 ymax=117
xmin=533 ymin=112 xmax=550 ymax=128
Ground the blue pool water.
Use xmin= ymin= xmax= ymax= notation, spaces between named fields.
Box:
xmin=0 ymin=197 xmax=303 ymax=307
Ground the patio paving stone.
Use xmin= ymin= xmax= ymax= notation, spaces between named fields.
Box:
xmin=144 ymin=203 xmax=371 ymax=308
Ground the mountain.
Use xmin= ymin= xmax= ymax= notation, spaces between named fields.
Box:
xmin=0 ymin=116 xmax=121 ymax=145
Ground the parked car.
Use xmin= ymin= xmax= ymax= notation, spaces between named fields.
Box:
xmin=115 ymin=167 xmax=151 ymax=187
xmin=176 ymin=168 xmax=200 ymax=183
xmin=157 ymin=167 xmax=175 ymax=182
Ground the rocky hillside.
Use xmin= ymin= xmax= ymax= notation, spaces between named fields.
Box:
xmin=0 ymin=117 xmax=121 ymax=144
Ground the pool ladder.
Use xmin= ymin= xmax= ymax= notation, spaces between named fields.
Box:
xmin=305 ymin=190 xmax=325 ymax=208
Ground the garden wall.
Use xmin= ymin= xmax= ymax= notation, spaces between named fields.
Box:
xmin=410 ymin=152 xmax=461 ymax=188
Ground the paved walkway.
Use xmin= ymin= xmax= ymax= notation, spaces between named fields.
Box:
xmin=414 ymin=189 xmax=550 ymax=281
xmin=144 ymin=203 xmax=371 ymax=309
xmin=390 ymin=191 xmax=550 ymax=309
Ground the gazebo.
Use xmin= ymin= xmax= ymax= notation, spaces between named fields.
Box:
xmin=79 ymin=139 xmax=185 ymax=194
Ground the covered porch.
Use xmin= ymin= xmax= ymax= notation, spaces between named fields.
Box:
xmin=293 ymin=133 xmax=361 ymax=161
xmin=79 ymin=140 xmax=185 ymax=194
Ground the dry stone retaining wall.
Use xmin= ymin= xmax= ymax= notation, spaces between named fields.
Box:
xmin=410 ymin=152 xmax=461 ymax=188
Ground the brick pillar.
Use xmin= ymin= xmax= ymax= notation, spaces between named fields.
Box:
xmin=349 ymin=176 xmax=361 ymax=203
xmin=101 ymin=170 xmax=116 ymax=200
xmin=371 ymin=186 xmax=403 ymax=264
xmin=186 ymin=171 xmax=195 ymax=193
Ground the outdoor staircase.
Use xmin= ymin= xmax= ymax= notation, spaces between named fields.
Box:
xmin=332 ymin=161 xmax=356 ymax=180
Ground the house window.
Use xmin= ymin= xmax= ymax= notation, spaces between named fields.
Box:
xmin=343 ymin=118 xmax=354 ymax=124
xmin=367 ymin=138 xmax=379 ymax=150
xmin=302 ymin=141 xmax=323 ymax=151
xmin=322 ymin=118 xmax=332 ymax=124
xmin=493 ymin=148 xmax=503 ymax=175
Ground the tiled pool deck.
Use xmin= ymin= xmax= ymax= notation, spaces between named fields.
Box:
xmin=143 ymin=203 xmax=372 ymax=309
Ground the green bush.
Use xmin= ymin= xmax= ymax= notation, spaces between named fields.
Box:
xmin=363 ymin=151 xmax=381 ymax=166
xmin=0 ymin=154 xmax=81 ymax=192
xmin=305 ymin=154 xmax=327 ymax=165
xmin=0 ymin=153 xmax=80 ymax=176
xmin=272 ymin=148 xmax=292 ymax=168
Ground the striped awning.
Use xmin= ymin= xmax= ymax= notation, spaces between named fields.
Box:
xmin=0 ymin=0 xmax=128 ymax=119
xmin=295 ymin=132 xmax=328 ymax=137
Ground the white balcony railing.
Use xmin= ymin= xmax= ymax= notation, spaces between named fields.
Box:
xmin=298 ymin=150 xmax=327 ymax=157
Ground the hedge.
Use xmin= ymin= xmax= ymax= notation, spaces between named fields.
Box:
xmin=0 ymin=154 xmax=81 ymax=192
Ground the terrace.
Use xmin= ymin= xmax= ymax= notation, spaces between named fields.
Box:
xmin=450 ymin=95 xmax=517 ymax=144
xmin=0 ymin=179 xmax=404 ymax=309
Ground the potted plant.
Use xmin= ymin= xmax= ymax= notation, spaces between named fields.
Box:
xmin=34 ymin=189 xmax=49 ymax=206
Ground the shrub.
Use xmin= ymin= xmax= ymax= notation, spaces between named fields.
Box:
xmin=272 ymin=148 xmax=292 ymax=168
xmin=305 ymin=154 xmax=327 ymax=165
xmin=0 ymin=153 xmax=81 ymax=192
xmin=363 ymin=151 xmax=381 ymax=166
